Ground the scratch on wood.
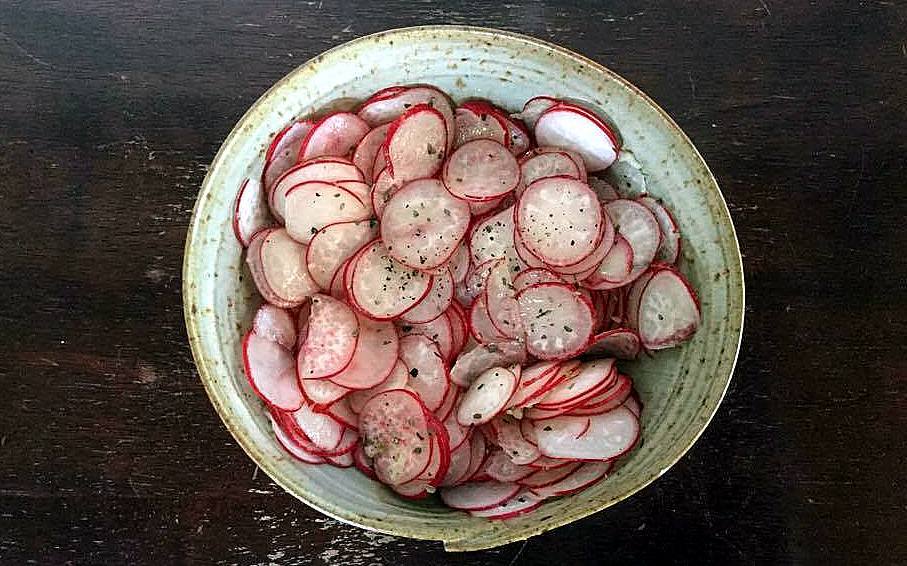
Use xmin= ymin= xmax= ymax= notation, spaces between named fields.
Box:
xmin=0 ymin=29 xmax=52 ymax=67
xmin=757 ymin=0 xmax=771 ymax=16
xmin=508 ymin=539 xmax=530 ymax=566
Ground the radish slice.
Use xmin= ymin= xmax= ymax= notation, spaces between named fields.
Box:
xmin=242 ymin=332 xmax=303 ymax=410
xmin=357 ymin=86 xmax=455 ymax=148
xmin=348 ymin=240 xmax=432 ymax=320
xmin=513 ymin=268 xmax=566 ymax=293
xmin=298 ymin=112 xmax=370 ymax=161
xmin=353 ymin=442 xmax=377 ymax=478
xmin=584 ymin=234 xmax=634 ymax=290
xmin=468 ymin=206 xmax=520 ymax=271
xmin=454 ymin=106 xmax=508 ymax=147
xmin=586 ymin=328 xmax=641 ymax=360
xmin=300 ymin=376 xmax=350 ymax=406
xmin=247 ymin=228 xmax=319 ymax=308
xmin=632 ymin=266 xmax=700 ymax=349
xmin=457 ymin=366 xmax=517 ymax=426
xmin=483 ymin=450 xmax=535 ymax=481
xmin=399 ymin=335 xmax=450 ymax=412
xmin=326 ymin=450 xmax=355 ymax=468
xmin=493 ymin=416 xmax=541 ymax=465
xmin=534 ymin=406 xmax=639 ymax=460
xmin=297 ymin=295 xmax=359 ymax=380
xmin=233 ymin=178 xmax=274 ymax=247
xmin=518 ymin=150 xmax=584 ymax=195
xmin=440 ymin=440 xmax=473 ymax=487
xmin=292 ymin=402 xmax=347 ymax=453
xmin=604 ymin=148 xmax=648 ymax=198
xmin=529 ymin=462 xmax=611 ymax=498
xmin=398 ymin=313 xmax=455 ymax=362
xmin=252 ymin=304 xmax=297 ymax=351
xmin=588 ymin=176 xmax=620 ymax=202
xmin=270 ymin=158 xmax=364 ymax=223
xmin=352 ymin=124 xmax=390 ymax=183
xmin=507 ymin=361 xmax=560 ymax=409
xmin=638 ymin=196 xmax=682 ymax=264
xmin=360 ymin=389 xmax=433 ymax=485
xmin=450 ymin=341 xmax=526 ymax=388
xmin=384 ymin=104 xmax=448 ymax=181
xmin=516 ymin=177 xmax=603 ymax=267
xmin=504 ymin=116 xmax=531 ymax=155
xmin=568 ymin=375 xmax=633 ymax=416
xmin=329 ymin=312 xmax=399 ymax=389
xmin=447 ymin=245 xmax=470 ymax=288
xmin=535 ymin=104 xmax=619 ymax=171
xmin=443 ymin=139 xmax=520 ymax=202
xmin=548 ymin=210 xmax=615 ymax=277
xmin=440 ymin=481 xmax=521 ymax=511
xmin=347 ymin=359 xmax=409 ymax=414
xmin=321 ymin=398 xmax=358 ymax=429
xmin=284 ymin=182 xmax=371 ymax=245
xmin=270 ymin=412 xmax=326 ymax=464
xmin=469 ymin=490 xmax=543 ymax=519
xmin=625 ymin=394 xmax=642 ymax=418
xmin=381 ymin=178 xmax=470 ymax=271
xmin=443 ymin=404 xmax=470 ymax=453
xmin=370 ymin=168 xmax=402 ymax=218
xmin=306 ymin=220 xmax=378 ymax=290
xmin=517 ymin=283 xmax=595 ymax=360
xmin=603 ymin=199 xmax=661 ymax=281
xmin=514 ymin=96 xmax=557 ymax=129
xmin=517 ymin=462 xmax=582 ymax=489
xmin=535 ymin=359 xmax=616 ymax=408
xmin=447 ymin=302 xmax=469 ymax=358
xmin=263 ymin=120 xmax=314 ymax=192
xmin=469 ymin=295 xmax=508 ymax=344
xmin=484 ymin=259 xmax=522 ymax=338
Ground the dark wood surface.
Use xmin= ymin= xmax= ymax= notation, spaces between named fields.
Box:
xmin=1 ymin=1 xmax=905 ymax=564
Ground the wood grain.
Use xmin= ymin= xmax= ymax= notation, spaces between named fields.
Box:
xmin=1 ymin=1 xmax=905 ymax=564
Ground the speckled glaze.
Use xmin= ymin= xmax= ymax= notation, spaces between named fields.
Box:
xmin=183 ymin=26 xmax=744 ymax=551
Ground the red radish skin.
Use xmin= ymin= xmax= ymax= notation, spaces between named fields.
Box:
xmin=270 ymin=412 xmax=326 ymax=464
xmin=443 ymin=139 xmax=521 ymax=202
xmin=468 ymin=490 xmax=543 ymax=519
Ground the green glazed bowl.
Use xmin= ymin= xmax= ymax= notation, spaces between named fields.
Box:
xmin=183 ymin=25 xmax=744 ymax=551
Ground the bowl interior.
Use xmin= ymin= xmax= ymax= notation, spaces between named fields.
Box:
xmin=183 ymin=26 xmax=744 ymax=551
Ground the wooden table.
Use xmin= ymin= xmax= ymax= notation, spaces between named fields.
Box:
xmin=2 ymin=1 xmax=905 ymax=564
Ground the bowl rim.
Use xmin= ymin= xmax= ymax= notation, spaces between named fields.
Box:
xmin=183 ymin=24 xmax=745 ymax=549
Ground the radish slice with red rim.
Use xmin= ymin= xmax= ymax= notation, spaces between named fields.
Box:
xmin=443 ymin=404 xmax=470 ymax=453
xmin=242 ymin=331 xmax=303 ymax=411
xmin=454 ymin=106 xmax=508 ymax=148
xmin=360 ymin=389 xmax=433 ymax=485
xmin=233 ymin=178 xmax=274 ymax=247
xmin=638 ymin=196 xmax=682 ymax=264
xmin=534 ymin=406 xmax=639 ymax=460
xmin=449 ymin=341 xmax=526 ymax=388
xmin=297 ymin=295 xmax=359 ymax=380
xmin=285 ymin=182 xmax=371 ymax=245
xmin=384 ymin=104 xmax=448 ymax=181
xmin=588 ymin=176 xmax=620 ymax=202
xmin=534 ymin=104 xmax=619 ymax=171
xmin=469 ymin=490 xmax=543 ymax=519
xmin=468 ymin=206 xmax=520 ymax=271
xmin=586 ymin=328 xmax=641 ymax=360
xmin=517 ymin=461 xmax=582 ymax=489
xmin=381 ymin=178 xmax=470 ymax=271
xmin=603 ymin=199 xmax=661 ymax=281
xmin=517 ymin=282 xmax=595 ymax=361
xmin=469 ymin=294 xmax=508 ymax=344
xmin=247 ymin=228 xmax=319 ymax=308
xmin=504 ymin=116 xmax=530 ymax=155
xmin=299 ymin=376 xmax=350 ymax=407
xmin=440 ymin=480 xmax=521 ymax=511
xmin=568 ymin=374 xmax=633 ymax=416
xmin=449 ymin=243 xmax=471 ymax=286
xmin=516 ymin=176 xmax=603 ymax=267
xmin=321 ymin=398 xmax=358 ymax=429
xmin=347 ymin=359 xmax=409 ymax=414
xmin=270 ymin=158 xmax=364 ymax=223
xmin=252 ymin=304 xmax=297 ymax=351
xmin=398 ymin=312 xmax=455 ymax=363
xmin=263 ymin=120 xmax=314 ymax=191
xmin=624 ymin=394 xmax=642 ymax=418
xmin=270 ymin=412 xmax=326 ymax=464
xmin=352 ymin=124 xmax=390 ymax=183
xmin=306 ymin=220 xmax=378 ymax=290
xmin=399 ymin=268 xmax=454 ymax=324
xmin=631 ymin=265 xmax=700 ymax=349
xmin=460 ymin=258 xmax=499 ymax=306
xmin=370 ymin=168 xmax=402 ymax=218
xmin=353 ymin=443 xmax=377 ymax=478
xmin=348 ymin=239 xmax=432 ymax=320
xmin=507 ymin=361 xmax=561 ymax=409
xmin=457 ymin=366 xmax=518 ymax=426
xmin=443 ymin=139 xmax=520 ymax=202
xmin=518 ymin=150 xmax=585 ymax=195
xmin=483 ymin=450 xmax=535 ymax=482
xmin=514 ymin=96 xmax=557 ymax=129
xmin=298 ymin=112 xmax=370 ymax=161
xmin=535 ymin=359 xmax=617 ymax=409
xmin=493 ymin=415 xmax=541 ymax=465
xmin=440 ymin=439 xmax=473 ymax=487
xmin=398 ymin=334 xmax=450 ymax=412
xmin=484 ymin=259 xmax=523 ymax=339
xmin=446 ymin=302 xmax=469 ymax=359
xmin=325 ymin=450 xmax=355 ymax=468
xmin=529 ymin=462 xmax=611 ymax=498
xmin=548 ymin=210 xmax=614 ymax=277
xmin=328 ymin=312 xmax=399 ymax=389
xmin=292 ymin=402 xmax=347 ymax=453
xmin=583 ymin=234 xmax=634 ymax=290
xmin=512 ymin=268 xmax=566 ymax=293
xmin=357 ymin=86 xmax=455 ymax=149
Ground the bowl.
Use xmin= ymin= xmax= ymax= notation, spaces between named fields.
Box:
xmin=183 ymin=25 xmax=744 ymax=551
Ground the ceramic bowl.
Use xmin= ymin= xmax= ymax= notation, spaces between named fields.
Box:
xmin=183 ymin=25 xmax=744 ymax=551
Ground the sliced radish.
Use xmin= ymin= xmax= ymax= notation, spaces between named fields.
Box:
xmin=534 ymin=406 xmax=639 ymax=460
xmin=263 ymin=120 xmax=314 ymax=192
xmin=298 ymin=112 xmax=370 ymax=161
xmin=484 ymin=259 xmax=522 ymax=338
xmin=518 ymin=150 xmax=584 ymax=195
xmin=440 ymin=481 xmax=521 ymax=511
xmin=535 ymin=359 xmax=616 ymax=409
xmin=625 ymin=394 xmax=642 ymax=418
xmin=270 ymin=158 xmax=364 ymax=223
xmin=233 ymin=178 xmax=274 ymax=247
xmin=335 ymin=180 xmax=372 ymax=212
xmin=360 ymin=389 xmax=433 ymax=485
xmin=454 ymin=106 xmax=508 ymax=147
xmin=604 ymin=148 xmax=648 ymax=198
xmin=516 ymin=177 xmax=603 ymax=267
xmin=440 ymin=439 xmax=473 ymax=487
xmin=447 ymin=302 xmax=469 ymax=359
xmin=295 ymin=302 xmax=312 ymax=349
xmin=638 ymin=196 xmax=682 ymax=264
xmin=504 ymin=116 xmax=531 ymax=156
xmin=460 ymin=258 xmax=499 ymax=306
xmin=514 ymin=96 xmax=557 ymax=129
xmin=507 ymin=361 xmax=561 ymax=409
xmin=493 ymin=416 xmax=540 ymax=465
xmin=513 ymin=268 xmax=566 ymax=293
xmin=352 ymin=123 xmax=389 ymax=183
xmin=586 ymin=328 xmax=641 ymax=360
xmin=292 ymin=402 xmax=347 ymax=453
xmin=517 ymin=283 xmax=595 ymax=361
xmin=296 ymin=295 xmax=359 ymax=380
xmin=348 ymin=239 xmax=432 ymax=320
xmin=353 ymin=443 xmax=377 ymax=478
xmin=584 ymin=234 xmax=634 ymax=290
xmin=329 ymin=312 xmax=399 ymax=389
xmin=299 ymin=376 xmax=350 ymax=407
xmin=398 ymin=313 xmax=455 ymax=362
xmin=270 ymin=411 xmax=326 ymax=464
xmin=547 ymin=210 xmax=614 ymax=277
xmin=449 ymin=243 xmax=471 ymax=286
xmin=398 ymin=334 xmax=450 ymax=412
xmin=326 ymin=450 xmax=355 ymax=468
xmin=242 ymin=331 xmax=303 ymax=410
xmin=483 ymin=450 xmax=535 ymax=481
xmin=517 ymin=461 xmax=582 ymax=489
xmin=443 ymin=139 xmax=520 ymax=202
xmin=568 ymin=374 xmax=633 ymax=416
xmin=535 ymin=104 xmax=619 ymax=171
xmin=357 ymin=85 xmax=455 ymax=150
xmin=588 ymin=176 xmax=620 ymax=202
xmin=457 ymin=366 xmax=517 ymax=426
xmin=530 ymin=462 xmax=611 ymax=498
xmin=306 ymin=220 xmax=378 ymax=290
xmin=469 ymin=490 xmax=543 ymax=519
xmin=247 ymin=228 xmax=319 ymax=308
xmin=284 ymin=182 xmax=371 ymax=245
xmin=252 ymin=304 xmax=297 ymax=351
xmin=384 ymin=104 xmax=448 ymax=181
xmin=370 ymin=168 xmax=402 ymax=218
xmin=468 ymin=206 xmax=520 ymax=271
xmin=380 ymin=178 xmax=470 ymax=271
xmin=449 ymin=341 xmax=526 ymax=388
xmin=631 ymin=266 xmax=700 ymax=349
xmin=321 ymin=398 xmax=358 ymax=429
xmin=443 ymin=404 xmax=470 ymax=453
xmin=603 ymin=199 xmax=661 ymax=281
xmin=347 ymin=359 xmax=409 ymax=414
xmin=469 ymin=294 xmax=508 ymax=344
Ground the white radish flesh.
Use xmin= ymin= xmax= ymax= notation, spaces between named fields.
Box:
xmin=233 ymin=177 xmax=274 ymax=247
xmin=638 ymin=196 xmax=682 ymax=264
xmin=517 ymin=283 xmax=595 ymax=361
xmin=443 ymin=139 xmax=520 ymax=202
xmin=270 ymin=158 xmax=364 ymax=223
xmin=457 ymin=366 xmax=517 ymax=426
xmin=329 ymin=312 xmax=399 ymax=389
xmin=534 ymin=104 xmax=619 ymax=171
xmin=440 ymin=480 xmax=521 ymax=511
xmin=297 ymin=295 xmax=359 ymax=380
xmin=603 ymin=199 xmax=661 ymax=281
xmin=247 ymin=228 xmax=319 ymax=308
xmin=384 ymin=104 xmax=448 ymax=182
xmin=284 ymin=182 xmax=371 ymax=245
xmin=263 ymin=120 xmax=314 ymax=192
xmin=252 ymin=304 xmax=297 ymax=351
xmin=360 ymin=389 xmax=433 ymax=485
xmin=454 ymin=106 xmax=508 ymax=147
xmin=534 ymin=406 xmax=639 ymax=460
xmin=399 ymin=334 xmax=449 ymax=412
xmin=242 ymin=332 xmax=303 ymax=411
xmin=347 ymin=359 xmax=409 ymax=414
xmin=299 ymin=112 xmax=370 ymax=161
xmin=633 ymin=266 xmax=700 ymax=349
xmin=584 ymin=234 xmax=634 ymax=289
xmin=348 ymin=240 xmax=432 ymax=320
xmin=306 ymin=220 xmax=378 ymax=290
